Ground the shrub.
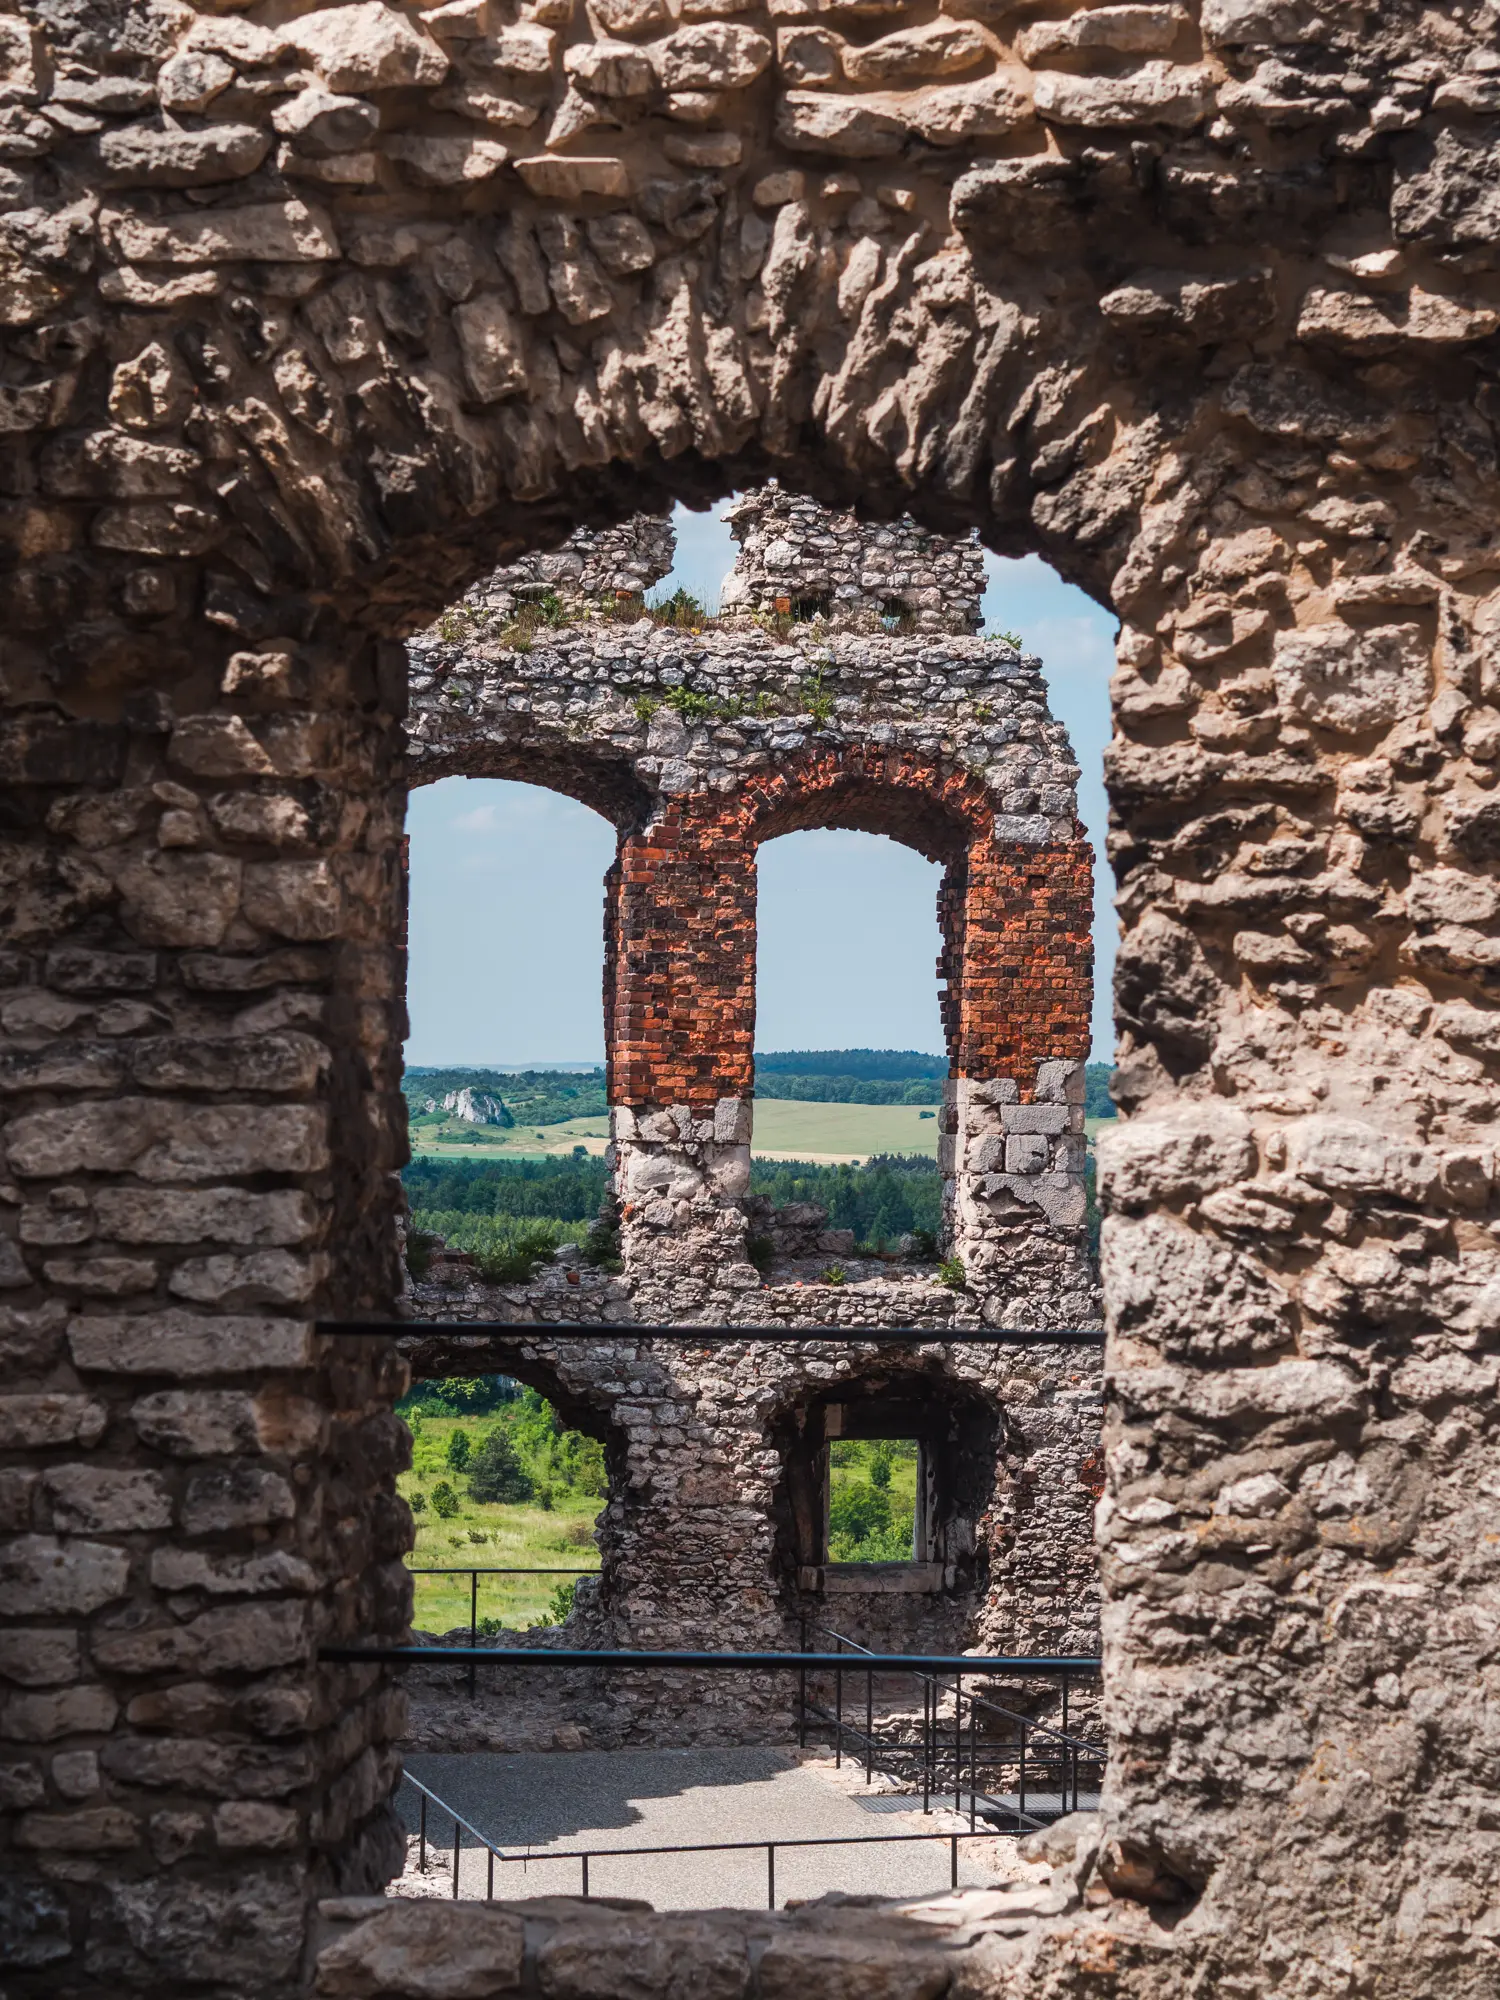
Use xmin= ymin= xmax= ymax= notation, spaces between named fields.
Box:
xmin=828 ymin=1480 xmax=890 ymax=1547
xmin=529 ymin=1579 xmax=578 ymax=1629
xmin=821 ymin=1264 xmax=846 ymax=1286
xmin=535 ymin=1481 xmax=555 ymax=1512
xmin=747 ymin=1234 xmax=774 ymax=1275
xmin=446 ymin=1429 xmax=472 ymax=1472
xmin=937 ymin=1256 xmax=966 ymax=1291
xmin=466 ymin=1427 xmax=533 ymax=1504
xmin=409 ymin=1490 xmax=427 ymax=1514
xmin=467 ymin=1528 xmax=487 ymax=1545
xmin=431 ymin=1481 xmax=460 ymax=1519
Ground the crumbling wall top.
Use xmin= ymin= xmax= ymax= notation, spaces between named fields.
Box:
xmin=720 ymin=485 xmax=987 ymax=635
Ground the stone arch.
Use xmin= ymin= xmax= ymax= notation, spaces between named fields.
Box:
xmin=5 ymin=2 xmax=1500 ymax=1990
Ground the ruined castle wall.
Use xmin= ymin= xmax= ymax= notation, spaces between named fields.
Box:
xmin=719 ymin=484 xmax=988 ymax=634
xmin=6 ymin=0 xmax=1500 ymax=1990
xmin=407 ymin=614 xmax=1094 ymax=1319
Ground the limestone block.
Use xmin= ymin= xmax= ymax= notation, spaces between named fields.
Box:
xmin=0 ymin=1538 xmax=130 ymax=1619
xmin=6 ymin=1100 xmax=330 ymax=1180
xmin=169 ymin=1250 xmax=317 ymax=1307
xmin=99 ymin=200 xmax=341 ymax=265
xmin=0 ymin=1395 xmax=107 ymax=1449
xmin=452 ymin=292 xmax=527 ymax=401
xmin=1002 ymin=1104 xmax=1069 ymax=1135
xmin=130 ymin=1391 xmax=261 ymax=1458
xmin=0 ymin=1630 xmax=79 ymax=1687
xmin=385 ymin=135 xmax=509 ymax=184
xmin=1019 ymin=5 xmax=1187 ymax=62
xmin=1004 ymin=1134 xmax=1049 ymax=1173
xmin=241 ymin=860 xmax=343 ymax=941
xmin=274 ymin=88 xmax=381 ymax=156
xmin=842 ymin=19 xmax=991 ymax=81
xmin=15 ymin=1807 xmax=139 ymax=1850
xmin=179 ymin=1465 xmax=297 ymax=1533
xmin=112 ymin=852 xmax=242 ymax=947
xmin=1097 ymin=1109 xmax=1256 ymax=1209
xmin=1033 ymin=59 xmax=1214 ymax=126
xmin=69 ymin=1312 xmax=312 ymax=1378
xmin=650 ymin=23 xmax=773 ymax=88
xmin=98 ymin=125 xmax=270 ymax=187
xmin=713 ymin=1096 xmax=752 ymax=1143
xmin=1034 ymin=1058 xmax=1085 ymax=1103
xmin=591 ymin=0 xmax=672 ymax=34
xmin=5 ymin=1687 xmax=120 ymax=1749
xmin=586 ymin=212 xmax=657 ymax=275
xmin=316 ymin=1899 xmax=525 ymax=1996
xmin=43 ymin=1467 xmax=172 ymax=1532
xmin=472 ymin=23 xmax=557 ymax=70
xmin=775 ymin=88 xmax=907 ymax=154
xmin=97 ymin=1187 xmax=316 ymax=1246
xmin=214 ymin=1802 xmax=299 ymax=1850
xmin=156 ymin=50 xmax=234 ymax=114
xmin=286 ymin=3 xmax=450 ymax=90
xmin=149 ymin=1548 xmax=318 ymax=1597
xmin=1272 ymin=623 xmax=1430 ymax=735
xmin=91 ymin=1601 xmax=310 ymax=1676
xmin=995 ymin=1171 xmax=1087 ymax=1228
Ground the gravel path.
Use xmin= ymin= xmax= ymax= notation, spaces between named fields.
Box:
xmin=396 ymin=1748 xmax=1034 ymax=1910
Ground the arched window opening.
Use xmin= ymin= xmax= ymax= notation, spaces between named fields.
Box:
xmin=395 ymin=1373 xmax=610 ymax=1636
xmin=749 ymin=827 xmax=948 ymax=1282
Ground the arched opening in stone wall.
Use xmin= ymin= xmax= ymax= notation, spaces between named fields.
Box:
xmin=770 ymin=1364 xmax=1001 ymax=1657
xmin=748 ymin=825 xmax=946 ymax=1280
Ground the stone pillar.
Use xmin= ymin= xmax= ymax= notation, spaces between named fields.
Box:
xmin=940 ymin=832 xmax=1095 ymax=1323
xmin=0 ymin=641 xmax=411 ymax=1994
xmin=607 ymin=787 xmax=758 ymax=1287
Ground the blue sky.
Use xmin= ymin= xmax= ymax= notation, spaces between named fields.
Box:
xmin=405 ymin=501 xmax=1117 ymax=1067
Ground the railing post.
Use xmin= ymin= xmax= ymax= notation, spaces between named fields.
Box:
xmin=767 ymin=1843 xmax=776 ymax=1911
xmin=835 ymin=1662 xmax=842 ymax=1770
xmin=1018 ymin=1718 xmax=1027 ymax=1823
xmin=950 ymin=1834 xmax=958 ymax=1890
xmin=487 ymin=1848 xmax=494 ymax=1901
xmin=419 ymin=1791 xmax=427 ymax=1872
xmin=921 ymin=1680 xmax=930 ymax=1815
xmin=953 ymin=1672 xmax=962 ymax=1816
xmin=865 ymin=1668 xmax=873 ymax=1785
xmin=468 ymin=1570 xmax=479 ymax=1699
xmin=582 ymin=1853 xmax=590 ymax=1899
xmin=453 ymin=1819 xmax=461 ymax=1899
xmin=968 ymin=1696 xmax=976 ymax=1832
xmin=798 ymin=1617 xmax=807 ymax=1750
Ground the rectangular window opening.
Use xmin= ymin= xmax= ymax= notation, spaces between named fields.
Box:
xmin=826 ymin=1436 xmax=924 ymax=1564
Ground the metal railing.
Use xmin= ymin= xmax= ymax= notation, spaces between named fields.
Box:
xmin=401 ymin=1768 xmax=1028 ymax=1910
xmin=319 ymin=1321 xmax=1105 ymax=1346
xmin=407 ymin=1567 xmax=600 ymax=1693
xmin=796 ymin=1624 xmax=1103 ymax=1833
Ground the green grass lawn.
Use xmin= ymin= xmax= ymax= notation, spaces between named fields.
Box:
xmin=401 ymin=1411 xmax=602 ymax=1632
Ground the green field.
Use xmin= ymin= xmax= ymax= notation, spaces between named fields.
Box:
xmin=409 ymin=1100 xmax=940 ymax=1166
xmin=401 ymin=1408 xmax=602 ymax=1633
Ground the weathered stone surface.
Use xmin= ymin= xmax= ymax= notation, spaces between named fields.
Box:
xmin=0 ymin=1537 xmax=130 ymax=1618
xmin=69 ymin=1311 xmax=312 ymax=1377
xmin=0 ymin=1395 xmax=107 ymax=1449
xmin=316 ymin=1901 xmax=525 ymax=1996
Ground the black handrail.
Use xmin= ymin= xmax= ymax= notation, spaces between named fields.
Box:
xmin=798 ymin=1624 xmax=1103 ymax=1831
xmin=324 ymin=1645 xmax=1102 ymax=1672
xmin=406 ymin=1568 xmax=602 ymax=1693
xmin=402 ymin=1768 xmax=1028 ymax=1908
xmin=319 ymin=1320 xmax=1105 ymax=1345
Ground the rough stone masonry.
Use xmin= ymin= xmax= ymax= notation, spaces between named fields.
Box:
xmin=4 ymin=0 xmax=1500 ymax=1993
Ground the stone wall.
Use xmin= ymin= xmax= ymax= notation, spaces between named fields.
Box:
xmin=407 ymin=601 xmax=1094 ymax=1319
xmin=719 ymin=483 xmax=988 ymax=633
xmin=6 ymin=0 xmax=1500 ymax=1991
xmin=453 ymin=514 xmax=675 ymax=619
xmin=398 ymin=1265 xmax=1103 ymax=1734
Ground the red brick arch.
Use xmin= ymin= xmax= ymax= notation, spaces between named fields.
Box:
xmin=607 ymin=746 xmax=1090 ymax=1110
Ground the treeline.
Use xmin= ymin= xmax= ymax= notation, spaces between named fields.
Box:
xmin=755 ymin=1076 xmax=943 ymax=1105
xmin=756 ymin=1049 xmax=948 ymax=1080
xmin=403 ymin=1067 xmax=608 ymax=1128
xmin=751 ymin=1155 xmax=942 ymax=1245
xmin=405 ymin=1155 xmax=612 ymax=1219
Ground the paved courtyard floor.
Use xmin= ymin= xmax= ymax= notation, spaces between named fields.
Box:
xmin=395 ymin=1746 xmax=1044 ymax=1910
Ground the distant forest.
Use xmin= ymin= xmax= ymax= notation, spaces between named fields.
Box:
xmin=405 ymin=1055 xmax=1117 ymax=1121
